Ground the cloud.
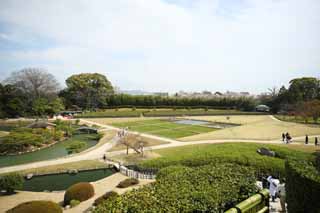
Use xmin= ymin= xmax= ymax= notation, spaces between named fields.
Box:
xmin=0 ymin=0 xmax=319 ymax=93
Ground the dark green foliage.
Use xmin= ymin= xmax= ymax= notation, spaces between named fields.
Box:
xmin=0 ymin=173 xmax=24 ymax=194
xmin=60 ymin=73 xmax=114 ymax=110
xmin=105 ymin=94 xmax=257 ymax=111
xmin=7 ymin=200 xmax=62 ymax=213
xmin=94 ymin=163 xmax=258 ymax=212
xmin=64 ymin=182 xmax=95 ymax=205
xmin=116 ymin=178 xmax=139 ymax=188
xmin=285 ymin=158 xmax=320 ymax=213
xmin=93 ymin=191 xmax=118 ymax=206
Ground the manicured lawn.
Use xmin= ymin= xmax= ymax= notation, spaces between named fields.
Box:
xmin=111 ymin=119 xmax=217 ymax=139
xmin=138 ymin=143 xmax=318 ymax=176
xmin=151 ymin=129 xmax=196 ymax=138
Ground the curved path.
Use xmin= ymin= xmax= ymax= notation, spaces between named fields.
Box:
xmin=0 ymin=117 xmax=319 ymax=174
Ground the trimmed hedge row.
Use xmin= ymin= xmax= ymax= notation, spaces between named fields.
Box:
xmin=285 ymin=157 xmax=320 ymax=213
xmin=64 ymin=182 xmax=94 ymax=205
xmin=7 ymin=200 xmax=62 ymax=213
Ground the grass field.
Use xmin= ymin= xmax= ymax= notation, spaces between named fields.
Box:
xmin=138 ymin=143 xmax=319 ymax=173
xmin=111 ymin=119 xmax=217 ymax=139
xmin=179 ymin=115 xmax=320 ymax=141
xmin=75 ymin=108 xmax=265 ymax=118
xmin=110 ymin=143 xmax=319 ymax=174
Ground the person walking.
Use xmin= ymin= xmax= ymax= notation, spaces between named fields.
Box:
xmin=267 ymin=176 xmax=280 ymax=202
xmin=278 ymin=179 xmax=286 ymax=212
xmin=305 ymin=134 xmax=309 ymax=145
xmin=285 ymin=132 xmax=289 ymax=144
xmin=103 ymin=154 xmax=106 ymax=161
xmin=315 ymin=137 xmax=318 ymax=146
xmin=282 ymin=133 xmax=285 ymax=142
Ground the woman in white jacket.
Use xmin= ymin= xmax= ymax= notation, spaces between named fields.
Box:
xmin=267 ymin=176 xmax=280 ymax=202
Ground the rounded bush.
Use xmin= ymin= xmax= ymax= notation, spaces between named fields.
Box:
xmin=116 ymin=178 xmax=139 ymax=188
xmin=64 ymin=182 xmax=94 ymax=205
xmin=8 ymin=200 xmax=62 ymax=213
xmin=94 ymin=191 xmax=118 ymax=206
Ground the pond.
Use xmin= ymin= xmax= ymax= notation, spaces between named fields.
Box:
xmin=174 ymin=119 xmax=239 ymax=129
xmin=23 ymin=168 xmax=115 ymax=191
xmin=0 ymin=134 xmax=99 ymax=167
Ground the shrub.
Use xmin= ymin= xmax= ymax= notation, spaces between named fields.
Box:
xmin=70 ymin=200 xmax=80 ymax=208
xmin=285 ymin=158 xmax=320 ymax=213
xmin=93 ymin=191 xmax=118 ymax=206
xmin=94 ymin=163 xmax=258 ymax=212
xmin=65 ymin=141 xmax=87 ymax=154
xmin=0 ymin=173 xmax=24 ymax=194
xmin=116 ymin=178 xmax=139 ymax=188
xmin=64 ymin=182 xmax=94 ymax=205
xmin=7 ymin=200 xmax=62 ymax=213
xmin=132 ymin=107 xmax=136 ymax=111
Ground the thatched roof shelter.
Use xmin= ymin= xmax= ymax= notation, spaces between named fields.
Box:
xmin=27 ymin=121 xmax=56 ymax=129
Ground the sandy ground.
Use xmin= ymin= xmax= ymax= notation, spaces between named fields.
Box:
xmin=0 ymin=172 xmax=154 ymax=213
xmin=180 ymin=115 xmax=320 ymax=141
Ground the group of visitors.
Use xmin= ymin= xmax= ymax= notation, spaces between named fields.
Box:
xmin=281 ymin=133 xmax=292 ymax=143
xmin=117 ymin=127 xmax=128 ymax=137
xmin=282 ymin=133 xmax=319 ymax=146
xmin=267 ymin=176 xmax=286 ymax=212
xmin=305 ymin=135 xmax=318 ymax=146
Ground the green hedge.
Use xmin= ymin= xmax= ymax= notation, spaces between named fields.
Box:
xmin=7 ymin=200 xmax=62 ymax=213
xmin=93 ymin=191 xmax=118 ymax=206
xmin=94 ymin=163 xmax=258 ymax=212
xmin=64 ymin=182 xmax=94 ymax=205
xmin=116 ymin=178 xmax=139 ymax=188
xmin=286 ymin=158 xmax=320 ymax=213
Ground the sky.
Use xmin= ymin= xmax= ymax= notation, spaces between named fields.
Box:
xmin=0 ymin=0 xmax=319 ymax=94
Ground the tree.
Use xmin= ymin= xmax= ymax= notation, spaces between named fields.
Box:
xmin=5 ymin=68 xmax=60 ymax=100
xmin=61 ymin=73 xmax=114 ymax=109
xmin=0 ymin=173 xmax=24 ymax=194
xmin=0 ymin=83 xmax=28 ymax=118
xmin=304 ymin=100 xmax=320 ymax=123
xmin=288 ymin=77 xmax=320 ymax=103
xmin=118 ymin=133 xmax=148 ymax=155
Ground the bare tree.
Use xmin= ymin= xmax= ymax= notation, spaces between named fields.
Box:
xmin=5 ymin=68 xmax=60 ymax=99
xmin=119 ymin=133 xmax=148 ymax=155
